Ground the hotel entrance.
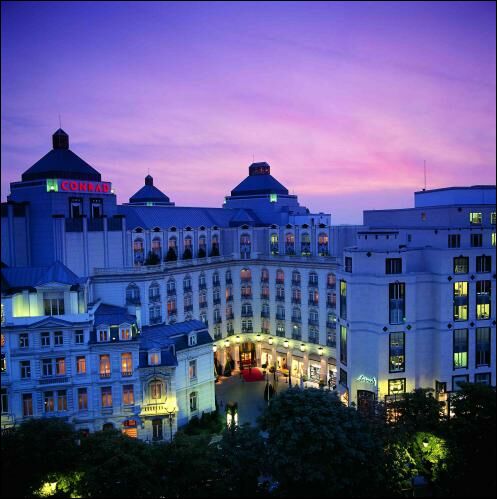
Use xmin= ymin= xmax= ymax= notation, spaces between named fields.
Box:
xmin=239 ymin=342 xmax=256 ymax=368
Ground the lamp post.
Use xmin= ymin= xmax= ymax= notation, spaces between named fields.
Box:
xmin=165 ymin=404 xmax=177 ymax=443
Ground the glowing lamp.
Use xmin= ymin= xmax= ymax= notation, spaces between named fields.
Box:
xmin=212 ymin=344 xmax=217 ymax=353
xmin=300 ymin=343 xmax=305 ymax=352
xmin=235 ymin=335 xmax=241 ymax=343
xmin=318 ymin=347 xmax=324 ymax=356
xmin=224 ymin=339 xmax=230 ymax=348
xmin=283 ymin=339 xmax=289 ymax=348
xmin=268 ymin=336 xmax=273 ymax=345
xmin=256 ymin=333 xmax=261 ymax=342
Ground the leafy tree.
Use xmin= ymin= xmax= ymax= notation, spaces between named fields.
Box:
xmin=210 ymin=245 xmax=220 ymax=257
xmin=144 ymin=251 xmax=160 ymax=265
xmin=438 ymin=383 xmax=496 ymax=497
xmin=183 ymin=247 xmax=193 ymax=260
xmin=165 ymin=247 xmax=177 ymax=261
xmin=77 ymin=429 xmax=159 ymax=497
xmin=1 ymin=418 xmax=79 ymax=497
xmin=223 ymin=359 xmax=232 ymax=376
xmin=197 ymin=247 xmax=206 ymax=258
xmin=258 ymin=388 xmax=387 ymax=497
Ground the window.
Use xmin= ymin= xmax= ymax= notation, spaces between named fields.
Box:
xmin=491 ymin=212 xmax=496 ymax=225
xmin=44 ymin=297 xmax=65 ymax=316
xmin=190 ymin=391 xmax=198 ymax=412
xmin=452 ymin=375 xmax=468 ymax=392
xmin=453 ymin=256 xmax=468 ymax=274
xmin=240 ymin=233 xmax=251 ymax=259
xmin=0 ymin=353 xmax=5 ymax=373
xmin=133 ymin=238 xmax=145 ymax=265
xmin=189 ymin=360 xmax=197 ymax=380
xmin=44 ymin=391 xmax=55 ymax=412
xmin=42 ymin=358 xmax=53 ymax=377
xmin=120 ymin=327 xmax=132 ymax=341
xmin=475 ymin=327 xmax=491 ymax=367
xmin=41 ymin=332 xmax=50 ymax=347
xmin=470 ymin=212 xmax=482 ymax=225
xmin=339 ymin=368 xmax=347 ymax=387
xmin=78 ymin=388 xmax=88 ymax=410
xmin=476 ymin=281 xmax=491 ymax=320
xmin=340 ymin=326 xmax=347 ymax=365
xmin=386 ymin=258 xmax=402 ymax=274
xmin=471 ymin=233 xmax=483 ymax=248
xmin=453 ymin=328 xmax=468 ymax=369
xmin=20 ymin=360 xmax=31 ymax=379
xmin=99 ymin=354 xmax=111 ymax=377
xmin=150 ymin=380 xmax=162 ymax=399
xmin=123 ymin=385 xmax=134 ymax=405
xmin=75 ymin=330 xmax=84 ymax=344
xmin=213 ymin=272 xmax=221 ymax=287
xmin=327 ymin=273 xmax=336 ymax=288
xmin=270 ymin=233 xmax=279 ymax=255
xmin=389 ymin=282 xmax=406 ymax=324
xmin=285 ymin=233 xmax=295 ymax=255
xmin=1 ymin=388 xmax=8 ymax=414
xmin=476 ymin=255 xmax=491 ymax=273
xmin=90 ymin=198 xmax=103 ymax=218
xmin=23 ymin=393 xmax=33 ymax=416
xmin=309 ymin=272 xmax=318 ymax=286
xmin=121 ymin=352 xmax=133 ymax=376
xmin=57 ymin=390 xmax=67 ymax=411
xmin=388 ymin=378 xmax=406 ymax=395
xmin=19 ymin=333 xmax=29 ymax=348
xmin=98 ymin=329 xmax=109 ymax=342
xmin=149 ymin=304 xmax=162 ymax=324
xmin=453 ymin=281 xmax=468 ymax=321
xmin=126 ymin=283 xmax=141 ymax=304
xmin=149 ymin=352 xmax=160 ymax=366
xmin=339 ymin=280 xmax=347 ymax=320
xmin=69 ymin=197 xmax=82 ymax=218
xmin=76 ymin=356 xmax=86 ymax=374
xmin=101 ymin=387 xmax=113 ymax=408
xmin=389 ymin=332 xmax=405 ymax=373
xmin=301 ymin=232 xmax=311 ymax=256
xmin=344 ymin=257 xmax=352 ymax=273
xmin=152 ymin=237 xmax=162 ymax=260
xmin=152 ymin=419 xmax=163 ymax=441
xmin=56 ymin=357 xmax=66 ymax=375
xmin=475 ymin=373 xmax=491 ymax=385
xmin=188 ymin=334 xmax=197 ymax=347
xmin=493 ymin=232 xmax=496 ymax=247
xmin=54 ymin=331 xmax=63 ymax=346
xmin=318 ymin=233 xmax=329 ymax=256
xmin=448 ymin=234 xmax=460 ymax=248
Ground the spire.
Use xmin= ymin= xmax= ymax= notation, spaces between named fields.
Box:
xmin=145 ymin=174 xmax=153 ymax=186
xmin=52 ymin=128 xmax=69 ymax=150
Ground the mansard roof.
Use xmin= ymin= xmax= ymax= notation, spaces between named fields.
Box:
xmin=22 ymin=129 xmax=101 ymax=182
xmin=1 ymin=261 xmax=83 ymax=292
xmin=93 ymin=303 xmax=136 ymax=327
xmin=140 ymin=320 xmax=211 ymax=351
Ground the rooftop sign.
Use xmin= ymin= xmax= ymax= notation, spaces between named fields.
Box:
xmin=46 ymin=179 xmax=112 ymax=194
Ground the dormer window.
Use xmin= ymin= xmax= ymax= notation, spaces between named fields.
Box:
xmin=43 ymin=293 xmax=65 ymax=316
xmin=188 ymin=333 xmax=197 ymax=347
xmin=149 ymin=351 xmax=160 ymax=366
xmin=98 ymin=328 xmax=109 ymax=342
xmin=120 ymin=327 xmax=132 ymax=341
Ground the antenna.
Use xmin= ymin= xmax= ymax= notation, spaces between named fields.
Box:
xmin=423 ymin=160 xmax=427 ymax=191
xmin=58 ymin=113 xmax=62 ymax=129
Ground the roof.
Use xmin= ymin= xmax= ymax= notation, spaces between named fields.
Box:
xmin=93 ymin=303 xmax=136 ymax=327
xmin=21 ymin=129 xmax=101 ymax=182
xmin=1 ymin=261 xmax=84 ymax=291
xmin=140 ymin=320 xmax=211 ymax=350
xmin=230 ymin=162 xmax=289 ymax=196
xmin=129 ymin=175 xmax=173 ymax=204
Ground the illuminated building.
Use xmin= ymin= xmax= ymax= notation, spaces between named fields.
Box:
xmin=1 ymin=129 xmax=495 ymax=428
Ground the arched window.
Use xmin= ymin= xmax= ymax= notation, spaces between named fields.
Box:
xmin=240 ymin=268 xmax=252 ymax=282
xmin=318 ymin=233 xmax=329 ymax=256
xmin=133 ymin=238 xmax=145 ymax=265
xmin=126 ymin=283 xmax=140 ymax=305
xmin=308 ymin=288 xmax=319 ymax=305
xmin=292 ymin=307 xmax=301 ymax=321
xmin=199 ymin=272 xmax=207 ymax=289
xmin=285 ymin=233 xmax=295 ymax=255
xmin=309 ymin=272 xmax=318 ymax=286
xmin=270 ymin=233 xmax=279 ymax=255
xmin=327 ymin=273 xmax=336 ymax=289
xmin=166 ymin=278 xmax=176 ymax=295
xmin=198 ymin=235 xmax=207 ymax=258
xmin=183 ymin=275 xmax=192 ymax=292
xmin=152 ymin=237 xmax=162 ymax=259
xmin=261 ymin=268 xmax=269 ymax=282
xmin=225 ymin=270 xmax=232 ymax=284
xmin=240 ymin=233 xmax=251 ymax=259
xmin=149 ymin=281 xmax=160 ymax=301
xmin=183 ymin=235 xmax=193 ymax=259
xmin=166 ymin=236 xmax=177 ymax=261
xmin=292 ymin=270 xmax=301 ymax=285
xmin=212 ymin=271 xmax=220 ymax=287
xmin=301 ymin=233 xmax=311 ymax=256
xmin=276 ymin=269 xmax=285 ymax=284
xmin=211 ymin=234 xmax=220 ymax=257
xmin=150 ymin=380 xmax=163 ymax=399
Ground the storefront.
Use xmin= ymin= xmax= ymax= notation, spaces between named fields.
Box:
xmin=308 ymin=353 xmax=322 ymax=383
xmin=327 ymin=357 xmax=337 ymax=388
xmin=291 ymin=354 xmax=304 ymax=378
xmin=276 ymin=352 xmax=288 ymax=372
xmin=261 ymin=349 xmax=273 ymax=369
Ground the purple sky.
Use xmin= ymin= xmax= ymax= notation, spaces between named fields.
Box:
xmin=1 ymin=1 xmax=495 ymax=223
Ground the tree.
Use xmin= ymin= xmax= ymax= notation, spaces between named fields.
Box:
xmin=1 ymin=418 xmax=79 ymax=497
xmin=144 ymin=251 xmax=160 ymax=265
xmin=210 ymin=245 xmax=220 ymax=257
xmin=183 ymin=247 xmax=193 ymax=260
xmin=258 ymin=388 xmax=387 ymax=497
xmin=165 ymin=247 xmax=177 ymax=261
xmin=438 ymin=383 xmax=496 ymax=497
xmin=197 ymin=247 xmax=206 ymax=258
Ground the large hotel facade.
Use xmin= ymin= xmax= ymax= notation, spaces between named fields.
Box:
xmin=1 ymin=129 xmax=495 ymax=437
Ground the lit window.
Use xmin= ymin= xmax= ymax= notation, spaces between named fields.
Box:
xmin=98 ymin=329 xmax=109 ymax=342
xmin=492 ymin=233 xmax=496 ymax=247
xmin=76 ymin=356 xmax=86 ymax=374
xmin=99 ymin=354 xmax=111 ymax=377
xmin=453 ymin=329 xmax=468 ymax=369
xmin=491 ymin=212 xmax=496 ymax=225
xmin=452 ymin=375 xmax=468 ymax=392
xmin=389 ymin=332 xmax=405 ymax=373
xmin=453 ymin=256 xmax=469 ymax=274
xmin=56 ymin=357 xmax=66 ymax=375
xmin=44 ymin=391 xmax=55 ymax=412
xmin=476 ymin=280 xmax=491 ymax=320
xmin=121 ymin=352 xmax=133 ymax=376
xmin=388 ymin=378 xmax=406 ymax=395
xmin=78 ymin=388 xmax=88 ymax=410
xmin=123 ymin=385 xmax=134 ymax=405
xmin=453 ymin=281 xmax=468 ymax=321
xmin=189 ymin=360 xmax=197 ymax=380
xmin=120 ymin=328 xmax=132 ymax=341
xmin=470 ymin=212 xmax=482 ymax=224
xmin=340 ymin=326 xmax=347 ymax=365
xmin=150 ymin=380 xmax=162 ymax=399
xmin=149 ymin=352 xmax=160 ymax=366
xmin=101 ymin=387 xmax=112 ymax=408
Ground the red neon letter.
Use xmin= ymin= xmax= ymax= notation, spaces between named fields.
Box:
xmin=61 ymin=181 xmax=69 ymax=191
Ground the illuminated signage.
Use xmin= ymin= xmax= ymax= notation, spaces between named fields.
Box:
xmin=270 ymin=193 xmax=278 ymax=203
xmin=356 ymin=374 xmax=377 ymax=386
xmin=46 ymin=179 xmax=112 ymax=194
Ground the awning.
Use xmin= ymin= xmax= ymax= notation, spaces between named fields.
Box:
xmin=309 ymin=353 xmax=322 ymax=362
xmin=327 ymin=356 xmax=337 ymax=366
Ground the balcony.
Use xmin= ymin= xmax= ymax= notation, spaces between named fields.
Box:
xmin=308 ymin=281 xmax=318 ymax=288
xmin=308 ymin=336 xmax=320 ymax=345
xmin=260 ymin=276 xmax=269 ymax=283
xmin=291 ymin=333 xmax=302 ymax=341
xmin=327 ymin=282 xmax=336 ymax=290
xmin=226 ymin=295 xmax=234 ymax=302
xmin=99 ymin=372 xmax=111 ymax=379
xmin=326 ymin=300 xmax=336 ymax=308
xmin=149 ymin=294 xmax=161 ymax=303
xmin=241 ymin=293 xmax=253 ymax=300
xmin=199 ymin=282 xmax=207 ymax=290
xmin=226 ymin=312 xmax=234 ymax=320
xmin=326 ymin=338 xmax=336 ymax=348
xmin=168 ymin=309 xmax=178 ymax=316
xmin=126 ymin=296 xmax=141 ymax=306
xmin=183 ymin=285 xmax=192 ymax=293
xmin=121 ymin=371 xmax=133 ymax=377
xmin=184 ymin=304 xmax=193 ymax=313
xmin=140 ymin=403 xmax=171 ymax=416
xmin=199 ymin=301 xmax=208 ymax=309
xmin=214 ymin=316 xmax=222 ymax=324
xmin=326 ymin=321 xmax=337 ymax=329
xmin=225 ymin=278 xmax=233 ymax=285
xmin=241 ymin=326 xmax=253 ymax=333
xmin=276 ymin=279 xmax=285 ymax=285
xmin=260 ymin=294 xmax=270 ymax=301
xmin=167 ymin=289 xmax=176 ymax=296
xmin=39 ymin=376 xmax=69 ymax=385
xmin=308 ymin=299 xmax=319 ymax=306
xmin=291 ymin=279 xmax=301 ymax=286
xmin=214 ymin=332 xmax=222 ymax=341
xmin=308 ymin=318 xmax=319 ymax=326
xmin=275 ymin=330 xmax=285 ymax=338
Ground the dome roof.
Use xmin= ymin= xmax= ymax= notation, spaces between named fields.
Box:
xmin=230 ymin=162 xmax=289 ymax=196
xmin=22 ymin=129 xmax=101 ymax=182
xmin=129 ymin=174 xmax=173 ymax=205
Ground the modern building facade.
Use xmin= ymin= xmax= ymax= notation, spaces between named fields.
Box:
xmin=1 ymin=129 xmax=495 ymax=428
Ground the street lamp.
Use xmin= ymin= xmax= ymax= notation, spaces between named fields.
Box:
xmin=283 ymin=339 xmax=289 ymax=348
xmin=268 ymin=336 xmax=273 ymax=345
xmin=300 ymin=343 xmax=305 ymax=352
xmin=213 ymin=344 xmax=217 ymax=353
xmin=256 ymin=333 xmax=261 ymax=342
xmin=224 ymin=339 xmax=230 ymax=348
xmin=226 ymin=402 xmax=238 ymax=432
xmin=165 ymin=402 xmax=177 ymax=443
xmin=235 ymin=335 xmax=241 ymax=343
xmin=318 ymin=346 xmax=323 ymax=356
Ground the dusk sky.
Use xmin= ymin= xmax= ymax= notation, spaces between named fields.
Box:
xmin=1 ymin=1 xmax=495 ymax=223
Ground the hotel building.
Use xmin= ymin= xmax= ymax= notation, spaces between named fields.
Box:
xmin=1 ymin=129 xmax=495 ymax=430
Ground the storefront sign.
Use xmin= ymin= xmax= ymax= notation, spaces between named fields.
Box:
xmin=356 ymin=374 xmax=377 ymax=386
xmin=47 ymin=178 xmax=112 ymax=194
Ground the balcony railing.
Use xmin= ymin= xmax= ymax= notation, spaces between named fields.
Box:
xmin=214 ymin=316 xmax=222 ymax=324
xmin=226 ymin=295 xmax=234 ymax=302
xmin=126 ymin=296 xmax=141 ymax=306
xmin=183 ymin=285 xmax=192 ymax=293
xmin=260 ymin=294 xmax=270 ymax=300
xmin=291 ymin=316 xmax=301 ymax=323
xmin=326 ymin=321 xmax=337 ymax=329
xmin=226 ymin=313 xmax=234 ymax=320
xmin=241 ymin=293 xmax=253 ymax=300
xmin=291 ymin=297 xmax=301 ymax=304
xmin=184 ymin=304 xmax=193 ymax=312
xmin=308 ymin=318 xmax=319 ymax=326
xmin=291 ymin=333 xmax=302 ymax=341
xmin=149 ymin=294 xmax=161 ymax=303
xmin=308 ymin=336 xmax=320 ymax=344
xmin=276 ymin=313 xmax=285 ymax=321
xmin=276 ymin=279 xmax=285 ymax=285
xmin=213 ymin=298 xmax=221 ymax=305
xmin=199 ymin=301 xmax=208 ymax=309
xmin=308 ymin=299 xmax=319 ymax=306
xmin=199 ymin=282 xmax=207 ymax=290
xmin=261 ymin=310 xmax=270 ymax=318
xmin=241 ymin=311 xmax=253 ymax=318
xmin=241 ymin=326 xmax=253 ymax=333
xmin=275 ymin=295 xmax=285 ymax=302
xmin=292 ymin=279 xmax=301 ymax=286
xmin=225 ymin=278 xmax=233 ymax=285
xmin=100 ymin=372 xmax=111 ymax=379
xmin=167 ymin=289 xmax=176 ymax=296
xmin=121 ymin=371 xmax=133 ymax=377
xmin=39 ymin=376 xmax=69 ymax=385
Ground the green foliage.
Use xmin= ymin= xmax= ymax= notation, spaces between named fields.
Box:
xmin=165 ymin=247 xmax=177 ymax=261
xmin=197 ymin=247 xmax=206 ymax=258
xmin=144 ymin=251 xmax=160 ymax=265
xmin=180 ymin=410 xmax=224 ymax=436
xmin=1 ymin=418 xmax=79 ymax=497
xmin=182 ymin=247 xmax=193 ymax=260
xmin=259 ymin=387 xmax=387 ymax=497
xmin=209 ymin=245 xmax=220 ymax=257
